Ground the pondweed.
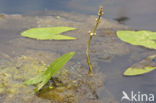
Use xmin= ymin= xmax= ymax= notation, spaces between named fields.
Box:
xmin=21 ymin=27 xmax=76 ymax=40
xmin=117 ymin=30 xmax=156 ymax=76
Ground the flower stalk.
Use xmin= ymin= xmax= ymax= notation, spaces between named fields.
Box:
xmin=86 ymin=7 xmax=103 ymax=74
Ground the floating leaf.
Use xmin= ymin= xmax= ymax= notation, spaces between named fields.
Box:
xmin=117 ymin=30 xmax=156 ymax=49
xmin=21 ymin=27 xmax=76 ymax=40
xmin=24 ymin=52 xmax=75 ymax=92
xmin=124 ymin=55 xmax=156 ymax=76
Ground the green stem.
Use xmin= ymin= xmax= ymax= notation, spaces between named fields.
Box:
xmin=86 ymin=35 xmax=93 ymax=74
xmin=86 ymin=7 xmax=103 ymax=74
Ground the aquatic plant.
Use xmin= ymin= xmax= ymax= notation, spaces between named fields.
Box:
xmin=86 ymin=7 xmax=103 ymax=74
xmin=124 ymin=55 xmax=156 ymax=76
xmin=21 ymin=27 xmax=76 ymax=40
xmin=117 ymin=30 xmax=156 ymax=49
xmin=117 ymin=30 xmax=156 ymax=76
xmin=24 ymin=52 xmax=75 ymax=92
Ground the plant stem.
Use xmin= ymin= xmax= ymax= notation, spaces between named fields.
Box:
xmin=86 ymin=7 xmax=103 ymax=74
xmin=86 ymin=35 xmax=93 ymax=74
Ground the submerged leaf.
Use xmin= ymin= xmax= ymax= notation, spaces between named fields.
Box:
xmin=117 ymin=30 xmax=156 ymax=49
xmin=124 ymin=55 xmax=156 ymax=76
xmin=24 ymin=52 xmax=75 ymax=92
xmin=21 ymin=27 xmax=76 ymax=40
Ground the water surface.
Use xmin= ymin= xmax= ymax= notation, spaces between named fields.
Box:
xmin=0 ymin=0 xmax=156 ymax=30
xmin=0 ymin=11 xmax=155 ymax=103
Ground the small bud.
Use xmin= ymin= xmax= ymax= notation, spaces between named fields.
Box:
xmin=88 ymin=31 xmax=91 ymax=34
xmin=98 ymin=7 xmax=103 ymax=16
xmin=90 ymin=33 xmax=94 ymax=36
xmin=90 ymin=33 xmax=96 ymax=36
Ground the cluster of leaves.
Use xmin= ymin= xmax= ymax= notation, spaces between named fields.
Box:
xmin=22 ymin=26 xmax=76 ymax=91
xmin=117 ymin=30 xmax=156 ymax=76
xmin=24 ymin=52 xmax=75 ymax=92
xmin=117 ymin=31 xmax=156 ymax=49
xmin=22 ymin=25 xmax=156 ymax=91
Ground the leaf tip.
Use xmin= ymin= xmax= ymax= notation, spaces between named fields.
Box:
xmin=69 ymin=51 xmax=75 ymax=56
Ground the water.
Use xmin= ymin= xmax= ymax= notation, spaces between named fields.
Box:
xmin=0 ymin=1 xmax=156 ymax=103
xmin=0 ymin=0 xmax=156 ymax=31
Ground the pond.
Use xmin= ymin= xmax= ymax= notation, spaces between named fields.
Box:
xmin=0 ymin=0 xmax=156 ymax=31
xmin=0 ymin=0 xmax=156 ymax=103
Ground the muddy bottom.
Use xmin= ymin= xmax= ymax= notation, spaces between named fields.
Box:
xmin=0 ymin=11 xmax=155 ymax=103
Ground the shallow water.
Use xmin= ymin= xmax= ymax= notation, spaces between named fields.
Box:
xmin=0 ymin=0 xmax=156 ymax=31
xmin=0 ymin=11 xmax=155 ymax=103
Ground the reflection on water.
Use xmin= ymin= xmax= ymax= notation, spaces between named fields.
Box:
xmin=0 ymin=0 xmax=156 ymax=30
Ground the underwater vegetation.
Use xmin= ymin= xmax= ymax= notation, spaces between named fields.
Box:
xmin=0 ymin=52 xmax=106 ymax=103
xmin=0 ymin=53 xmax=52 ymax=103
xmin=117 ymin=30 xmax=156 ymax=76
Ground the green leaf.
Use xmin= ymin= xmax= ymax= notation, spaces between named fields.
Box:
xmin=24 ymin=52 xmax=75 ymax=92
xmin=117 ymin=30 xmax=156 ymax=49
xmin=123 ymin=55 xmax=156 ymax=76
xmin=124 ymin=67 xmax=156 ymax=76
xmin=21 ymin=27 xmax=76 ymax=40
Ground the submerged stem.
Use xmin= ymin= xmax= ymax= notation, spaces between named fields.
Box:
xmin=86 ymin=35 xmax=93 ymax=74
xmin=86 ymin=7 xmax=103 ymax=74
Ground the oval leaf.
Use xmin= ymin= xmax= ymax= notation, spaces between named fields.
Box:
xmin=124 ymin=55 xmax=156 ymax=76
xmin=21 ymin=27 xmax=76 ymax=40
xmin=24 ymin=52 xmax=75 ymax=92
xmin=117 ymin=30 xmax=156 ymax=49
